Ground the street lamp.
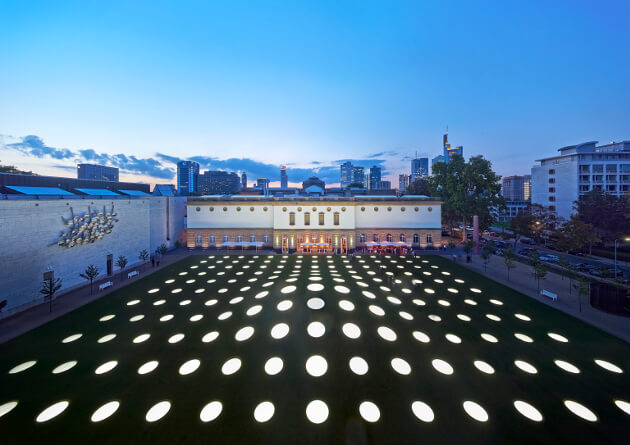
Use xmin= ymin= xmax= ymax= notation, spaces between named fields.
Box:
xmin=614 ymin=237 xmax=630 ymax=278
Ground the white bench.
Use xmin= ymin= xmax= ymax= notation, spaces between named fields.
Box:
xmin=540 ymin=289 xmax=558 ymax=301
xmin=127 ymin=270 xmax=139 ymax=279
xmin=99 ymin=281 xmax=113 ymax=291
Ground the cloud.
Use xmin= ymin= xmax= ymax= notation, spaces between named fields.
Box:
xmin=3 ymin=135 xmax=175 ymax=180
xmin=366 ymin=150 xmax=398 ymax=159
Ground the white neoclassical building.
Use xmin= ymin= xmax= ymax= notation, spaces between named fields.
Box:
xmin=186 ymin=195 xmax=442 ymax=253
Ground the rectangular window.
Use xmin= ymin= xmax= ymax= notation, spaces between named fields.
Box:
xmin=548 ymin=187 xmax=555 ymax=193
xmin=579 ymin=175 xmax=589 ymax=182
xmin=606 ymin=175 xmax=617 ymax=182
xmin=289 ymin=213 xmax=295 ymax=226
xmin=549 ymin=205 xmax=556 ymax=211
xmin=548 ymin=178 xmax=555 ymax=184
xmin=593 ymin=185 xmax=602 ymax=191
xmin=548 ymin=169 xmax=555 ymax=174
xmin=579 ymin=185 xmax=590 ymax=192
xmin=606 ymin=164 xmax=617 ymax=172
xmin=319 ymin=212 xmax=325 ymax=225
xmin=333 ymin=212 xmax=340 ymax=226
xmin=607 ymin=185 xmax=616 ymax=192
xmin=621 ymin=185 xmax=629 ymax=192
xmin=592 ymin=164 xmax=604 ymax=173
xmin=579 ymin=165 xmax=590 ymax=173
xmin=304 ymin=212 xmax=310 ymax=226
xmin=620 ymin=164 xmax=630 ymax=172
xmin=592 ymin=175 xmax=603 ymax=182
xmin=549 ymin=196 xmax=555 ymax=202
xmin=621 ymin=175 xmax=630 ymax=182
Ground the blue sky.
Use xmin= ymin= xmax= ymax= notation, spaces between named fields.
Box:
xmin=1 ymin=0 xmax=629 ymax=186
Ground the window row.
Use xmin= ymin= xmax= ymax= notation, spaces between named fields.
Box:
xmin=194 ymin=234 xmax=270 ymax=245
xmin=289 ymin=212 xmax=339 ymax=226
xmin=358 ymin=233 xmax=433 ymax=244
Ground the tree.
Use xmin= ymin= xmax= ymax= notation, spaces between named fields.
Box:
xmin=116 ymin=255 xmax=128 ymax=280
xmin=406 ymin=178 xmax=431 ymax=196
xmin=503 ymin=247 xmax=516 ymax=281
xmin=572 ymin=276 xmax=590 ymax=313
xmin=40 ymin=277 xmax=62 ymax=313
xmin=429 ymin=155 xmax=504 ymax=239
xmin=529 ymin=251 xmax=546 ymax=292
xmin=553 ymin=216 xmax=600 ymax=253
xmin=463 ymin=240 xmax=475 ymax=260
xmin=157 ymin=244 xmax=168 ymax=256
xmin=575 ymin=190 xmax=629 ymax=243
xmin=447 ymin=240 xmax=457 ymax=249
xmin=0 ymin=161 xmax=35 ymax=175
xmin=480 ymin=241 xmax=495 ymax=272
xmin=508 ymin=212 xmax=535 ymax=247
xmin=0 ymin=299 xmax=7 ymax=313
xmin=80 ymin=264 xmax=99 ymax=296
xmin=138 ymin=249 xmax=149 ymax=262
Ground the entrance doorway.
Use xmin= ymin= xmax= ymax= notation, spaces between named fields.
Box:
xmin=282 ymin=235 xmax=289 ymax=254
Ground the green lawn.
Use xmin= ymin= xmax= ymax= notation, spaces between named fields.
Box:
xmin=1 ymin=254 xmax=629 ymax=444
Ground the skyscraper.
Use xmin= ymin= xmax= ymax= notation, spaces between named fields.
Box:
xmin=340 ymin=162 xmax=353 ymax=187
xmin=257 ymin=178 xmax=270 ymax=194
xmin=241 ymin=171 xmax=247 ymax=189
xmin=198 ymin=170 xmax=241 ymax=195
xmin=177 ymin=161 xmax=200 ymax=195
xmin=411 ymin=157 xmax=429 ymax=181
xmin=399 ymin=174 xmax=410 ymax=192
xmin=369 ymin=166 xmax=382 ymax=190
xmin=443 ymin=127 xmax=463 ymax=162
xmin=77 ymin=164 xmax=119 ymax=182
xmin=351 ymin=166 xmax=365 ymax=186
xmin=502 ymin=175 xmax=532 ymax=201
xmin=280 ymin=166 xmax=288 ymax=189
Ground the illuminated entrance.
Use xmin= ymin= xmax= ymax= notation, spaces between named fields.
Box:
xmin=281 ymin=235 xmax=289 ymax=254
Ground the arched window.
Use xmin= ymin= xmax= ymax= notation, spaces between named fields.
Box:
xmin=359 ymin=233 xmax=366 ymax=243
xmin=236 ymin=235 xmax=243 ymax=242
xmin=195 ymin=234 xmax=202 ymax=246
xmin=249 ymin=234 xmax=256 ymax=242
xmin=373 ymin=233 xmax=379 ymax=242
xmin=413 ymin=234 xmax=419 ymax=244
xmin=426 ymin=234 xmax=433 ymax=244
xmin=223 ymin=235 xmax=229 ymax=242
xmin=263 ymin=234 xmax=269 ymax=244
xmin=400 ymin=234 xmax=406 ymax=242
xmin=386 ymin=233 xmax=393 ymax=242
xmin=209 ymin=235 xmax=216 ymax=245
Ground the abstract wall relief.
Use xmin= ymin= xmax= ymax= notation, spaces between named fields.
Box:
xmin=55 ymin=205 xmax=119 ymax=248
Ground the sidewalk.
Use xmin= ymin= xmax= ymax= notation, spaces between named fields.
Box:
xmin=459 ymin=255 xmax=630 ymax=343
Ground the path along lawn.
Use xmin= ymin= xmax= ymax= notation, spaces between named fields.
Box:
xmin=0 ymin=254 xmax=629 ymax=444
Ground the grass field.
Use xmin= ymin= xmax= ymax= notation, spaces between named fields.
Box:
xmin=1 ymin=254 xmax=629 ymax=444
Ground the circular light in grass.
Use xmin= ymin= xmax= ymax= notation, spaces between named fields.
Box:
xmin=411 ymin=401 xmax=434 ymax=422
xmin=145 ymin=401 xmax=171 ymax=422
xmin=255 ymin=291 xmax=269 ymax=299
xmin=138 ymin=361 xmax=159 ymax=374
xmin=614 ymin=400 xmax=630 ymax=416
xmin=391 ymin=358 xmax=411 ymax=375
xmin=334 ymin=285 xmax=350 ymax=294
xmin=91 ymin=401 xmax=120 ymax=422
xmin=62 ymin=334 xmax=82 ymax=343
xmin=306 ymin=400 xmax=329 ymax=424
xmin=413 ymin=331 xmax=430 ymax=343
xmin=179 ymin=299 xmax=191 ymax=306
xmin=307 ymin=284 xmax=324 ymax=292
xmin=369 ymin=305 xmax=385 ymax=316
xmin=594 ymin=359 xmax=623 ymax=373
xmin=342 ymin=323 xmax=361 ymax=339
xmin=218 ymin=311 xmax=232 ymax=320
xmin=9 ymin=360 xmax=36 ymax=374
xmin=127 ymin=299 xmax=140 ymax=306
xmin=221 ymin=358 xmax=242 ymax=375
xmin=264 ymin=357 xmax=283 ymax=375
xmin=470 ymin=288 xmax=482 ymax=293
xmin=179 ymin=359 xmax=201 ymax=375
xmin=235 ymin=326 xmax=255 ymax=342
xmin=339 ymin=300 xmax=355 ymax=311
xmin=99 ymin=314 xmax=115 ymax=322
xmin=457 ymin=314 xmax=471 ymax=322
xmin=463 ymin=401 xmax=488 ymax=422
xmin=271 ymin=323 xmax=290 ymax=339
xmin=202 ymin=331 xmax=219 ymax=343
xmin=229 ymin=297 xmax=243 ymax=304
xmin=514 ymin=360 xmax=537 ymax=374
xmin=481 ymin=333 xmax=498 ymax=343
xmin=514 ymin=333 xmax=534 ymax=343
xmin=515 ymin=313 xmax=531 ymax=321
xmin=160 ymin=314 xmax=174 ymax=322
xmin=464 ymin=299 xmax=477 ymax=306
xmin=428 ymin=314 xmax=441 ymax=322
xmin=362 ymin=291 xmax=376 ymax=299
xmin=246 ymin=305 xmax=262 ymax=316
xmin=432 ymin=359 xmax=454 ymax=375
xmin=36 ymin=401 xmax=69 ymax=422
xmin=349 ymin=357 xmax=368 ymax=375
xmin=281 ymin=285 xmax=296 ymax=294
xmin=0 ymin=401 xmax=18 ymax=419
xmin=254 ymin=401 xmax=274 ymax=422
xmin=377 ymin=326 xmax=397 ymax=342
xmin=200 ymin=401 xmax=223 ymax=422
xmin=153 ymin=299 xmax=166 ymax=306
xmin=554 ymin=360 xmax=580 ymax=374
xmin=486 ymin=314 xmax=501 ymax=322
xmin=547 ymin=332 xmax=569 ymax=343
xmin=52 ymin=360 xmax=77 ymax=374
xmin=399 ymin=311 xmax=413 ymax=320
xmin=205 ymin=299 xmax=218 ymax=306
xmin=168 ymin=333 xmax=185 ymax=344
xmin=387 ymin=296 xmax=402 ymax=305
xmin=307 ymin=298 xmax=325 ymax=310
xmin=190 ymin=314 xmax=203 ymax=322
xmin=513 ymin=400 xmax=543 ymax=422
xmin=564 ymin=400 xmax=597 ymax=422
xmin=277 ymin=300 xmax=293 ymax=311
xmin=359 ymin=401 xmax=380 ymax=422
xmin=445 ymin=334 xmax=462 ymax=344
xmin=489 ymin=299 xmax=503 ymax=305
xmin=95 ymin=361 xmax=117 ymax=375
xmin=474 ymin=360 xmax=494 ymax=374
xmin=305 ymin=355 xmax=328 ymax=377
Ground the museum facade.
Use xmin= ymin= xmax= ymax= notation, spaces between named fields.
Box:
xmin=185 ymin=195 xmax=442 ymax=253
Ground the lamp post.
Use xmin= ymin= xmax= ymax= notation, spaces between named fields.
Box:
xmin=614 ymin=237 xmax=630 ymax=278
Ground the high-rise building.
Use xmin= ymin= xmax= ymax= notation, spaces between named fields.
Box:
xmin=257 ymin=178 xmax=270 ymax=194
xmin=399 ymin=174 xmax=411 ymax=192
xmin=502 ymin=175 xmax=531 ymax=201
xmin=198 ymin=171 xmax=241 ymax=195
xmin=411 ymin=157 xmax=429 ymax=181
xmin=340 ymin=162 xmax=353 ymax=188
xmin=351 ymin=166 xmax=365 ymax=187
xmin=442 ymin=127 xmax=463 ymax=163
xmin=380 ymin=180 xmax=391 ymax=190
xmin=369 ymin=166 xmax=381 ymax=190
xmin=177 ymin=161 xmax=200 ymax=195
xmin=77 ymin=164 xmax=119 ymax=182
xmin=531 ymin=141 xmax=630 ymax=219
xmin=241 ymin=171 xmax=247 ymax=189
xmin=280 ymin=166 xmax=288 ymax=189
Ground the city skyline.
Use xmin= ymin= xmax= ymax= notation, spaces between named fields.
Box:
xmin=1 ymin=1 xmax=629 ymax=186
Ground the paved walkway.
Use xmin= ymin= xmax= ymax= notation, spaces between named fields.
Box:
xmin=457 ymin=254 xmax=630 ymax=343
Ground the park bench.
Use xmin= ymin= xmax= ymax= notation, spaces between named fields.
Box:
xmin=99 ymin=281 xmax=113 ymax=291
xmin=127 ymin=270 xmax=139 ymax=279
xmin=540 ymin=289 xmax=558 ymax=301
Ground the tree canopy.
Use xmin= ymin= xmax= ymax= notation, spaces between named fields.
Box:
xmin=574 ymin=190 xmax=630 ymax=242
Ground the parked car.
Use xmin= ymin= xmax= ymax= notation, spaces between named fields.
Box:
xmin=519 ymin=238 xmax=535 ymax=245
xmin=518 ymin=248 xmax=533 ymax=256
xmin=575 ymin=263 xmax=595 ymax=272
xmin=546 ymin=244 xmax=558 ymax=251
xmin=495 ymin=240 xmax=507 ymax=248
xmin=568 ymin=250 xmax=585 ymax=257
xmin=539 ymin=254 xmax=559 ymax=263
xmin=494 ymin=249 xmax=504 ymax=256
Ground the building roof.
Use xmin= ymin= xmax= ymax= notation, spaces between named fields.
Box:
xmin=75 ymin=188 xmax=120 ymax=196
xmin=4 ymin=186 xmax=75 ymax=195
xmin=152 ymin=184 xmax=176 ymax=196
xmin=118 ymin=189 xmax=151 ymax=196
